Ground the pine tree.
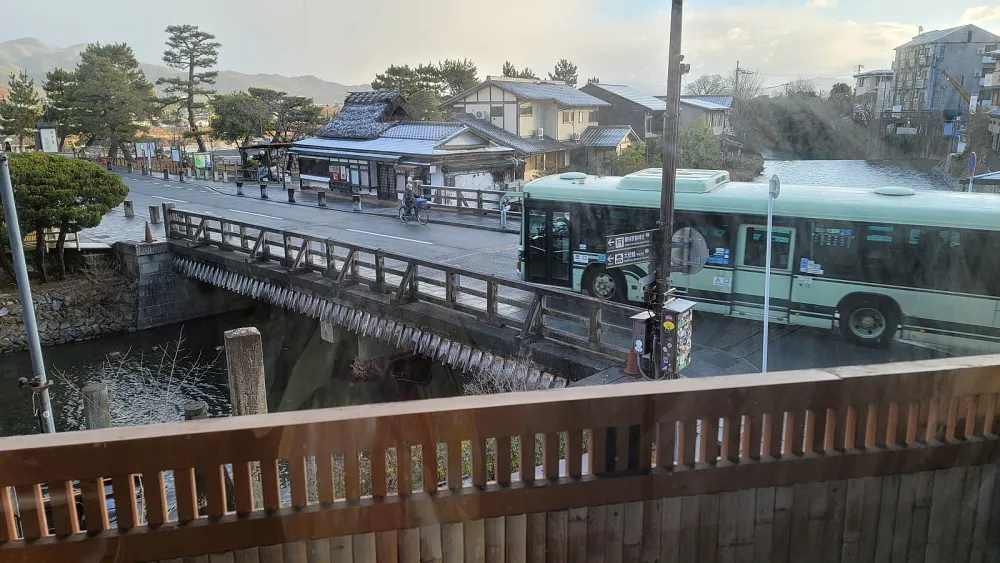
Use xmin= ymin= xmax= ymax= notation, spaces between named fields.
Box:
xmin=548 ymin=59 xmax=578 ymax=87
xmin=157 ymin=25 xmax=221 ymax=152
xmin=42 ymin=68 xmax=78 ymax=151
xmin=0 ymin=71 xmax=42 ymax=150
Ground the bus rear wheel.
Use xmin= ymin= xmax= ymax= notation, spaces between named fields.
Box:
xmin=839 ymin=296 xmax=897 ymax=349
xmin=584 ymin=267 xmax=626 ymax=302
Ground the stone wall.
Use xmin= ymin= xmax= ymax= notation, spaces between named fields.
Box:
xmin=0 ymin=268 xmax=136 ymax=355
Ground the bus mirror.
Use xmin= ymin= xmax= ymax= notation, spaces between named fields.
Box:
xmin=671 ymin=227 xmax=709 ymax=276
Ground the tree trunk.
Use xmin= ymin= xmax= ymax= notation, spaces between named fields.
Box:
xmin=57 ymin=135 xmax=65 ymax=153
xmin=34 ymin=228 xmax=48 ymax=283
xmin=55 ymin=220 xmax=69 ymax=280
xmin=18 ymin=136 xmax=24 ymax=152
xmin=0 ymin=238 xmax=14 ymax=282
xmin=118 ymin=141 xmax=134 ymax=164
xmin=108 ymin=142 xmax=119 ymax=161
xmin=189 ymin=56 xmax=207 ymax=153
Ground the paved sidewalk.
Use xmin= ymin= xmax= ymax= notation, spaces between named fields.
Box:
xmin=117 ymin=171 xmax=519 ymax=234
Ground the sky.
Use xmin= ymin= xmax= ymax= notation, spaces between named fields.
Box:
xmin=4 ymin=0 xmax=1000 ymax=94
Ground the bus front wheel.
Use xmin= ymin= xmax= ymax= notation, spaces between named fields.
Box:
xmin=839 ymin=296 xmax=898 ymax=349
xmin=584 ymin=267 xmax=626 ymax=302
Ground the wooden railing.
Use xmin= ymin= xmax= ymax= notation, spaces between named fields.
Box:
xmin=165 ymin=209 xmax=637 ymax=356
xmin=2 ymin=355 xmax=999 ymax=562
xmin=410 ymin=186 xmax=523 ymax=219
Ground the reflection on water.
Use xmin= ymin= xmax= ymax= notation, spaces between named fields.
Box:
xmin=758 ymin=159 xmax=951 ymax=191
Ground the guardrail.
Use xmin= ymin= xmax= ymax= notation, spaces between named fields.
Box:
xmin=164 ymin=209 xmax=638 ymax=356
xmin=410 ymin=186 xmax=523 ymax=219
xmin=1 ymin=354 xmax=998 ymax=561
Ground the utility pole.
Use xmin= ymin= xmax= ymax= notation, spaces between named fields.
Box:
xmin=0 ymin=154 xmax=57 ymax=433
xmin=654 ymin=0 xmax=687 ymax=380
xmin=855 ymin=64 xmax=864 ymax=77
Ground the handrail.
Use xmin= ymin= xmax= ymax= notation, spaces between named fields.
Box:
xmin=405 ymin=185 xmax=523 ymax=218
xmin=1 ymin=355 xmax=998 ymax=561
xmin=164 ymin=209 xmax=639 ymax=355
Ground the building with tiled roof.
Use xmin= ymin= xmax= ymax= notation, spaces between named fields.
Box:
xmin=581 ymin=83 xmax=667 ymax=143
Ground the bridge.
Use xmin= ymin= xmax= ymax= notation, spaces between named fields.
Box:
xmin=163 ymin=208 xmax=642 ymax=387
xmin=1 ymin=350 xmax=998 ymax=562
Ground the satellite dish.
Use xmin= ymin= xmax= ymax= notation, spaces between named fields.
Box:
xmin=671 ymin=227 xmax=709 ymax=275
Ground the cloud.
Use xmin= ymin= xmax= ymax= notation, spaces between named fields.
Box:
xmin=960 ymin=5 xmax=1000 ymax=24
xmin=807 ymin=0 xmax=839 ymax=8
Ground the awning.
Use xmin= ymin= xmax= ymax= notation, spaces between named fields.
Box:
xmin=972 ymin=171 xmax=1000 ymax=185
xmin=289 ymin=146 xmax=399 ymax=162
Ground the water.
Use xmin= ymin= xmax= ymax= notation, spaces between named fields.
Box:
xmin=0 ymin=312 xmax=260 ymax=437
xmin=758 ymin=159 xmax=952 ymax=191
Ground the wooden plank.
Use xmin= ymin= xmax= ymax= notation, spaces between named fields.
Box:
xmin=681 ymin=420 xmax=697 ymax=466
xmin=588 ymin=429 xmax=607 ymax=475
xmin=442 ymin=523 xmax=464 ymax=563
xmin=495 ymin=437 xmax=512 ymax=486
xmin=175 ymin=467 xmax=199 ymax=522
xmin=0 ymin=486 xmax=16 ymax=541
xmin=606 ymin=503 xmax=626 ymax=563
xmin=546 ymin=511 xmax=568 ymax=563
xmin=112 ymin=474 xmax=140 ymax=528
xmin=857 ymin=477 xmax=883 ymax=563
xmin=657 ymin=421 xmax=676 ymax=469
xmin=447 ymin=441 xmax=464 ymax=490
xmin=622 ymin=502 xmax=642 ymax=563
xmin=718 ymin=491 xmax=740 ymax=563
xmin=485 ymin=517 xmax=505 ymax=563
xmin=906 ymin=471 xmax=933 ymax=563
xmin=754 ymin=487 xmax=775 ymax=563
xmin=521 ymin=435 xmax=537 ymax=482
xmin=344 ymin=451 xmax=361 ymax=502
xmin=48 ymin=480 xmax=79 ymax=536
xmin=702 ymin=418 xmax=720 ymax=464
xmin=397 ymin=529 xmax=420 ymax=563
xmin=841 ymin=478 xmax=865 ymax=562
xmin=396 ymin=445 xmax=413 ymax=497
xmin=375 ymin=531 xmax=397 ymax=563
xmin=259 ymin=546 xmax=283 ymax=563
xmin=587 ymin=505 xmax=607 ymax=563
xmin=352 ymin=534 xmax=376 ymax=563
xmin=465 ymin=519 xmax=485 ymax=563
xmin=143 ymin=471 xmax=167 ymax=525
xmin=872 ymin=475 xmax=899 ymax=563
xmin=527 ymin=512 xmax=546 ymax=563
xmin=889 ymin=474 xmax=916 ymax=563
xmin=766 ymin=413 xmax=783 ymax=459
xmin=261 ymin=459 xmax=281 ymax=511
xmin=566 ymin=431 xmax=583 ymax=478
xmin=505 ymin=514 xmax=527 ymax=563
xmin=787 ymin=484 xmax=810 ymax=563
xmin=660 ymin=497 xmax=687 ymax=563
xmin=938 ymin=467 xmax=965 ymax=561
xmin=421 ymin=525 xmax=443 ymax=563
xmin=972 ymin=464 xmax=997 ymax=563
xmin=925 ymin=469 xmax=952 ymax=563
xmin=566 ymin=508 xmax=588 ymax=563
xmin=210 ymin=554 xmax=236 ymax=563
xmin=79 ymin=477 xmax=108 ymax=533
xmin=543 ymin=433 xmax=560 ymax=479
xmin=771 ymin=486 xmax=793 ymax=563
xmin=735 ymin=488 xmax=757 ymax=563
xmin=284 ymin=540 xmax=308 ymax=562
xmin=678 ymin=496 xmax=700 ymax=563
xmin=316 ymin=454 xmax=335 ymax=504
xmin=615 ymin=427 xmax=629 ymax=472
xmin=371 ymin=448 xmax=388 ymax=499
xmin=823 ymin=481 xmax=847 ymax=563
xmin=639 ymin=500 xmax=661 ymax=563
xmin=234 ymin=548 xmax=261 ymax=563
xmin=955 ymin=466 xmax=981 ymax=563
xmin=422 ymin=441 xmax=438 ymax=494
xmin=307 ymin=539 xmax=331 ymax=563
xmin=747 ymin=415 xmax=763 ymax=461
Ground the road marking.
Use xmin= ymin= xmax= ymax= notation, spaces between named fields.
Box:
xmin=346 ymin=229 xmax=433 ymax=245
xmin=150 ymin=195 xmax=187 ymax=203
xmin=226 ymin=209 xmax=283 ymax=220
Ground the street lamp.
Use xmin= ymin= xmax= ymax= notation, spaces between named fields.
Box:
xmin=762 ymin=174 xmax=780 ymax=373
xmin=0 ymin=154 xmax=56 ymax=433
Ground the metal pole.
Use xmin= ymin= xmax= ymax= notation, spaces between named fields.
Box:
xmin=763 ymin=175 xmax=780 ymax=374
xmin=0 ymin=154 xmax=56 ymax=433
xmin=655 ymin=0 xmax=685 ymax=380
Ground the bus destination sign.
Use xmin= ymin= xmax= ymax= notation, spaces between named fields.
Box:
xmin=606 ymin=229 xmax=655 ymax=252
xmin=606 ymin=245 xmax=653 ymax=268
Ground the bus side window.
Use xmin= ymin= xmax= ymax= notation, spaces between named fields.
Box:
xmin=686 ymin=213 xmax=732 ymax=266
xmin=806 ymin=222 xmax=860 ymax=279
xmin=576 ymin=205 xmax=605 ymax=251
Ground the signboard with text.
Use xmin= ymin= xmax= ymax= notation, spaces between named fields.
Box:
xmin=193 ymin=153 xmax=212 ymax=169
xmin=605 ymin=229 xmax=654 ymax=269
xmin=606 ymin=229 xmax=655 ymax=252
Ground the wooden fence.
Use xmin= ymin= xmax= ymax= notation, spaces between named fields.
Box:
xmin=165 ymin=209 xmax=638 ymax=357
xmin=1 ymin=354 xmax=999 ymax=562
xmin=411 ymin=186 xmax=523 ymax=219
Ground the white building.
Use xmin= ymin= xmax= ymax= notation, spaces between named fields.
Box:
xmin=853 ymin=69 xmax=894 ymax=113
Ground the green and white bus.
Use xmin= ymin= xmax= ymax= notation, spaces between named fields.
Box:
xmin=517 ymin=168 xmax=1000 ymax=352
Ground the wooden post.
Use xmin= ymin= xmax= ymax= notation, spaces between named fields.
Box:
xmin=224 ymin=327 xmax=269 ymax=507
xmin=149 ymin=206 xmax=161 ymax=225
xmin=123 ymin=200 xmax=135 ymax=218
xmin=81 ymin=383 xmax=111 ymax=430
xmin=317 ymin=191 xmax=327 ymax=207
xmin=184 ymin=401 xmax=208 ymax=420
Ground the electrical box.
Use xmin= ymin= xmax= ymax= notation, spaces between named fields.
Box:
xmin=662 ymin=298 xmax=696 ymax=375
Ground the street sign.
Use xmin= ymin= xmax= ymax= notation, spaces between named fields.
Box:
xmin=970 ymin=152 xmax=977 ymax=175
xmin=606 ymin=229 xmax=655 ymax=252
xmin=193 ymin=153 xmax=212 ymax=169
xmin=607 ymin=245 xmax=653 ymax=269
xmin=769 ymin=174 xmax=781 ymax=199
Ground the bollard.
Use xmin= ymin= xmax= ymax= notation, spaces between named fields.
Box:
xmin=123 ymin=200 xmax=135 ymax=218
xmin=163 ymin=168 xmax=169 ymax=180
xmin=149 ymin=205 xmax=161 ymax=225
xmin=144 ymin=222 xmax=154 ymax=243
xmin=179 ymin=170 xmax=185 ymax=183
xmin=352 ymin=193 xmax=361 ymax=212
xmin=127 ymin=162 xmax=134 ymax=173
xmin=81 ymin=383 xmax=111 ymax=430
xmin=260 ymin=184 xmax=268 ymax=199
xmin=162 ymin=203 xmax=175 ymax=238
xmin=237 ymin=184 xmax=244 ymax=196
xmin=223 ymin=171 xmax=229 ymax=183
xmin=106 ymin=161 xmax=112 ymax=171
xmin=317 ymin=191 xmax=327 ymax=207
xmin=287 ymin=188 xmax=295 ymax=203
xmin=141 ymin=165 xmax=148 ymax=176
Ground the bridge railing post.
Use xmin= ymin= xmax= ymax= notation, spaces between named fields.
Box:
xmin=324 ymin=243 xmax=336 ymax=277
xmin=588 ymin=306 xmax=603 ymax=346
xmin=240 ymin=226 xmax=248 ymax=251
xmin=282 ymin=232 xmax=293 ymax=266
xmin=373 ymin=251 xmax=385 ymax=291
xmin=486 ymin=280 xmax=497 ymax=316
xmin=445 ymin=272 xmax=458 ymax=305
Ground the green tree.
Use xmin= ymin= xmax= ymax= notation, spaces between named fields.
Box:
xmin=437 ymin=59 xmax=479 ymax=97
xmin=210 ymin=91 xmax=270 ymax=147
xmin=548 ymin=59 xmax=578 ymax=86
xmin=677 ymin=119 xmax=722 ymax=169
xmin=4 ymin=153 xmax=127 ymax=281
xmin=828 ymin=82 xmax=853 ymax=116
xmin=587 ymin=76 xmax=600 ymax=85
xmin=248 ymin=87 xmax=324 ymax=142
xmin=502 ymin=61 xmax=518 ymax=78
xmin=73 ymin=43 xmax=159 ymax=160
xmin=0 ymin=71 xmax=42 ymax=150
xmin=371 ymin=63 xmax=445 ymax=120
xmin=600 ymin=142 xmax=648 ymax=176
xmin=42 ymin=68 xmax=79 ymax=151
xmin=157 ymin=25 xmax=221 ymax=153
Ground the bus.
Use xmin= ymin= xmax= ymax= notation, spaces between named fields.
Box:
xmin=517 ymin=168 xmax=1000 ymax=352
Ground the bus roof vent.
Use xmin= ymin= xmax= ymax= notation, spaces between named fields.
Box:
xmin=559 ymin=172 xmax=587 ymax=180
xmin=874 ymin=186 xmax=916 ymax=196
xmin=617 ymin=168 xmax=730 ymax=193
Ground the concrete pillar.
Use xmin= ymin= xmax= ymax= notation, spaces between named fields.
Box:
xmin=317 ymin=191 xmax=326 ymax=207
xmin=123 ymin=200 xmax=135 ymax=218
xmin=163 ymin=168 xmax=169 ymax=180
xmin=149 ymin=206 xmax=161 ymax=225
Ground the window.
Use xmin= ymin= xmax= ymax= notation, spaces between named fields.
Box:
xmin=299 ymin=157 xmax=330 ymax=178
xmin=968 ymin=30 xmax=973 ymax=42
xmin=589 ymin=110 xmax=598 ymax=122
xmin=562 ymin=111 xmax=572 ymax=124
xmin=804 ymin=222 xmax=860 ymax=278
xmin=519 ymin=106 xmax=533 ymax=117
xmin=328 ymin=158 xmax=370 ymax=187
xmin=490 ymin=105 xmax=504 ymax=118
xmin=577 ymin=111 xmax=584 ymax=123
xmin=677 ymin=212 xmax=732 ymax=266
xmin=743 ymin=226 xmax=792 ymax=269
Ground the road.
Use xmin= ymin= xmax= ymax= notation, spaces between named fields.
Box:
xmin=81 ymin=172 xmax=950 ymax=378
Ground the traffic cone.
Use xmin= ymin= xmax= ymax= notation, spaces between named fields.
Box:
xmin=624 ymin=346 xmax=639 ymax=376
xmin=144 ymin=222 xmax=154 ymax=243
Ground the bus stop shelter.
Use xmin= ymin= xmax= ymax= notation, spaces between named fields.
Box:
xmin=971 ymin=170 xmax=1000 ymax=193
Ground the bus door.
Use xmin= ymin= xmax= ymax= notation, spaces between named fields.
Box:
xmin=524 ymin=208 xmax=572 ymax=288
xmin=732 ymin=224 xmax=796 ymax=323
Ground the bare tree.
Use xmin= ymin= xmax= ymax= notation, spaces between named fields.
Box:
xmin=726 ymin=66 xmax=765 ymax=143
xmin=686 ymin=74 xmax=728 ymax=95
xmin=785 ymin=78 xmax=817 ymax=97
xmin=853 ymin=91 xmax=877 ymax=126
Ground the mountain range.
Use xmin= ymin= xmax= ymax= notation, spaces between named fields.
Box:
xmin=0 ymin=38 xmax=370 ymax=106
